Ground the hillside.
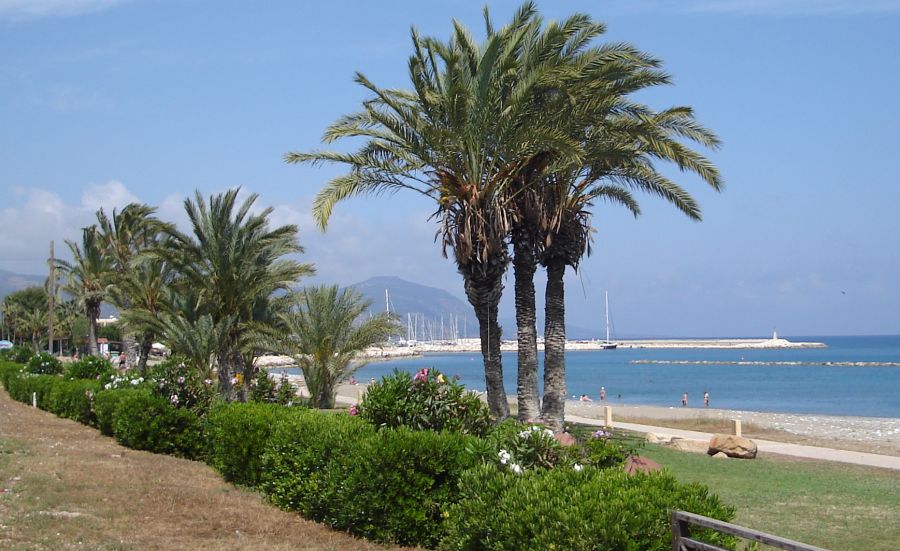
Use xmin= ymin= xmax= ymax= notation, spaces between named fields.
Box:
xmin=349 ymin=275 xmax=599 ymax=341
xmin=0 ymin=269 xmax=45 ymax=300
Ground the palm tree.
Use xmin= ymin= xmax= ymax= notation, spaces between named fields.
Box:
xmin=59 ymin=226 xmax=111 ymax=356
xmin=287 ymin=3 xmax=587 ymax=419
xmin=96 ymin=203 xmax=170 ymax=368
xmin=532 ymin=108 xmax=723 ymax=429
xmin=278 ymin=285 xmax=400 ymax=409
xmin=20 ymin=308 xmax=47 ymax=352
xmin=114 ymin=254 xmax=177 ymax=372
xmin=156 ymin=189 xmax=314 ymax=400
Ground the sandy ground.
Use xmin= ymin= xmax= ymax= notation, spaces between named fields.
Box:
xmin=564 ymin=400 xmax=900 ymax=456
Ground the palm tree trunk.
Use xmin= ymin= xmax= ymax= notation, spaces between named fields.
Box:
xmin=216 ymin=348 xmax=239 ymax=401
xmin=512 ymin=234 xmax=540 ymax=421
xmin=137 ymin=334 xmax=152 ymax=374
xmin=87 ymin=303 xmax=100 ymax=356
xmin=541 ymin=259 xmax=567 ymax=431
xmin=463 ymin=268 xmax=510 ymax=420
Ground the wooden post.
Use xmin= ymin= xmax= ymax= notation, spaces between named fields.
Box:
xmin=604 ymin=405 xmax=613 ymax=428
xmin=47 ymin=240 xmax=55 ymax=355
xmin=32 ymin=392 xmax=37 ymax=408
xmin=731 ymin=419 xmax=742 ymax=437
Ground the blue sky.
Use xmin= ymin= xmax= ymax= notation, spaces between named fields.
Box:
xmin=1 ymin=0 xmax=898 ymax=337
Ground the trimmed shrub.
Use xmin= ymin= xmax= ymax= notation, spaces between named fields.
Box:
xmin=11 ymin=345 xmax=34 ymax=364
xmin=205 ymin=402 xmax=301 ymax=487
xmin=328 ymin=427 xmax=480 ymax=547
xmin=440 ymin=466 xmax=737 ymax=551
xmin=7 ymin=373 xmax=58 ymax=406
xmin=0 ymin=361 xmax=24 ymax=388
xmin=359 ymin=368 xmax=491 ymax=436
xmin=46 ymin=379 xmax=102 ymax=425
xmin=261 ymin=411 xmax=376 ymax=517
xmin=94 ymin=388 xmax=142 ymax=436
xmin=146 ymin=358 xmax=216 ymax=416
xmin=26 ymin=352 xmax=62 ymax=375
xmin=111 ymin=390 xmax=205 ymax=459
xmin=64 ymin=356 xmax=115 ymax=383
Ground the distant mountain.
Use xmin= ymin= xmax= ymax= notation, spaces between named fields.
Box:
xmin=350 ymin=275 xmax=601 ymax=341
xmin=350 ymin=276 xmax=478 ymax=340
xmin=0 ymin=269 xmax=46 ymax=300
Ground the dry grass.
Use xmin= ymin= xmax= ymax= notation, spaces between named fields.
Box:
xmin=0 ymin=389 xmax=412 ymax=550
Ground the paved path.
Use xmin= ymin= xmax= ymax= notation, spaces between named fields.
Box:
xmin=567 ymin=413 xmax=900 ymax=471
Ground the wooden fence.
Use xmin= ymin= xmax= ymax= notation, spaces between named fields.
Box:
xmin=671 ymin=510 xmax=829 ymax=551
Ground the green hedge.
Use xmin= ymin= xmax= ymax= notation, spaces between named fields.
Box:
xmin=261 ymin=411 xmax=376 ymax=518
xmin=45 ymin=379 xmax=101 ymax=425
xmin=111 ymin=390 xmax=205 ymax=459
xmin=94 ymin=388 xmax=142 ymax=436
xmin=0 ymin=361 xmax=23 ymax=388
xmin=440 ymin=465 xmax=736 ymax=551
xmin=205 ymin=402 xmax=302 ymax=487
xmin=329 ymin=427 xmax=480 ymax=547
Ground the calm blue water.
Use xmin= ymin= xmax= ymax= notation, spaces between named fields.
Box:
xmin=346 ymin=336 xmax=900 ymax=418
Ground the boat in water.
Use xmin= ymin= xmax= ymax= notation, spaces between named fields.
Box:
xmin=601 ymin=290 xmax=618 ymax=349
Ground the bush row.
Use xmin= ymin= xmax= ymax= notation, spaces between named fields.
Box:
xmin=0 ymin=361 xmax=736 ymax=550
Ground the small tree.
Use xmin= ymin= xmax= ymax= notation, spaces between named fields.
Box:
xmin=278 ymin=285 xmax=400 ymax=409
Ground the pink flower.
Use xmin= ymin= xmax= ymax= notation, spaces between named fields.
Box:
xmin=412 ymin=368 xmax=429 ymax=383
xmin=348 ymin=404 xmax=358 ymax=416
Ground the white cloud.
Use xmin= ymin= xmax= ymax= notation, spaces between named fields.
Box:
xmin=79 ymin=180 xmax=139 ymax=212
xmin=0 ymin=0 xmax=128 ymax=21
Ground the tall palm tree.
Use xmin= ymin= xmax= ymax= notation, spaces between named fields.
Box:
xmin=20 ymin=308 xmax=47 ymax=352
xmin=59 ymin=226 xmax=111 ymax=356
xmin=278 ymin=285 xmax=400 ymax=409
xmin=114 ymin=254 xmax=177 ymax=372
xmin=287 ymin=3 xmax=587 ymax=419
xmin=529 ymin=107 xmax=723 ymax=429
xmin=96 ymin=203 xmax=170 ymax=368
xmin=156 ymin=189 xmax=314 ymax=400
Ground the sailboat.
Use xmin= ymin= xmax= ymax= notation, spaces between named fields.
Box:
xmin=601 ymin=290 xmax=618 ymax=350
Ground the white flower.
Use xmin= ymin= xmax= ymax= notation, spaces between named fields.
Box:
xmin=510 ymin=463 xmax=523 ymax=474
xmin=498 ymin=450 xmax=511 ymax=465
xmin=531 ymin=426 xmax=541 ymax=432
xmin=130 ymin=379 xmax=140 ymax=386
xmin=544 ymin=429 xmax=554 ymax=439
xmin=573 ymin=463 xmax=583 ymax=472
xmin=518 ymin=430 xmax=531 ymax=439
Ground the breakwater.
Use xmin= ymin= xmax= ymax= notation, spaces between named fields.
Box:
xmin=631 ymin=360 xmax=900 ymax=367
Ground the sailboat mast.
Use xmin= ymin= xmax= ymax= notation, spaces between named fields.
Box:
xmin=605 ymin=290 xmax=611 ymax=343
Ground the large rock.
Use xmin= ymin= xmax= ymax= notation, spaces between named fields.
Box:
xmin=708 ymin=434 xmax=758 ymax=459
xmin=645 ymin=432 xmax=671 ymax=445
xmin=667 ymin=438 xmax=710 ymax=454
xmin=624 ymin=455 xmax=661 ymax=475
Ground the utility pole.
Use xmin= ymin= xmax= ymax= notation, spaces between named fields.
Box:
xmin=48 ymin=240 xmax=55 ymax=355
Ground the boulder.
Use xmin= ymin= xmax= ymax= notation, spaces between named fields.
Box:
xmin=624 ymin=455 xmax=661 ymax=475
xmin=711 ymin=452 xmax=729 ymax=459
xmin=708 ymin=434 xmax=757 ymax=459
xmin=554 ymin=431 xmax=577 ymax=447
xmin=645 ymin=432 xmax=671 ymax=445
xmin=667 ymin=437 xmax=710 ymax=454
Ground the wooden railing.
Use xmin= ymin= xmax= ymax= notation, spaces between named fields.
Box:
xmin=671 ymin=511 xmax=829 ymax=551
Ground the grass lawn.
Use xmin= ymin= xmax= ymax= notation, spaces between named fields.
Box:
xmin=641 ymin=444 xmax=900 ymax=551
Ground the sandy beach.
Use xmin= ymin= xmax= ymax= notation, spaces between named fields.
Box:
xmin=564 ymin=399 xmax=900 ymax=457
xmin=267 ymin=372 xmax=900 ymax=458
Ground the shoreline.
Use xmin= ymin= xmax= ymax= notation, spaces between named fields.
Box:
xmin=318 ymin=378 xmax=900 ymax=457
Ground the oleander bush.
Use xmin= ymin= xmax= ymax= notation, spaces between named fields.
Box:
xmin=26 ymin=352 xmax=63 ymax=375
xmin=328 ymin=427 xmax=480 ymax=547
xmin=439 ymin=465 xmax=737 ymax=551
xmin=359 ymin=368 xmax=491 ymax=436
xmin=45 ymin=378 xmax=102 ymax=425
xmin=205 ymin=402 xmax=302 ymax=486
xmin=261 ymin=410 xmax=376 ymax=518
xmin=64 ymin=356 xmax=115 ymax=383
xmin=147 ymin=358 xmax=217 ymax=415
xmin=111 ymin=389 xmax=205 ymax=459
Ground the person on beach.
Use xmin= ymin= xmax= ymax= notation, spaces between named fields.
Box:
xmin=704 ymin=391 xmax=710 ymax=407
xmin=682 ymin=392 xmax=688 ymax=407
xmin=599 ymin=386 xmax=606 ymax=401
xmin=580 ymin=394 xmax=592 ymax=402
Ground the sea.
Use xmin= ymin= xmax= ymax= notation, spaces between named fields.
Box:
xmin=345 ymin=335 xmax=900 ymax=418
